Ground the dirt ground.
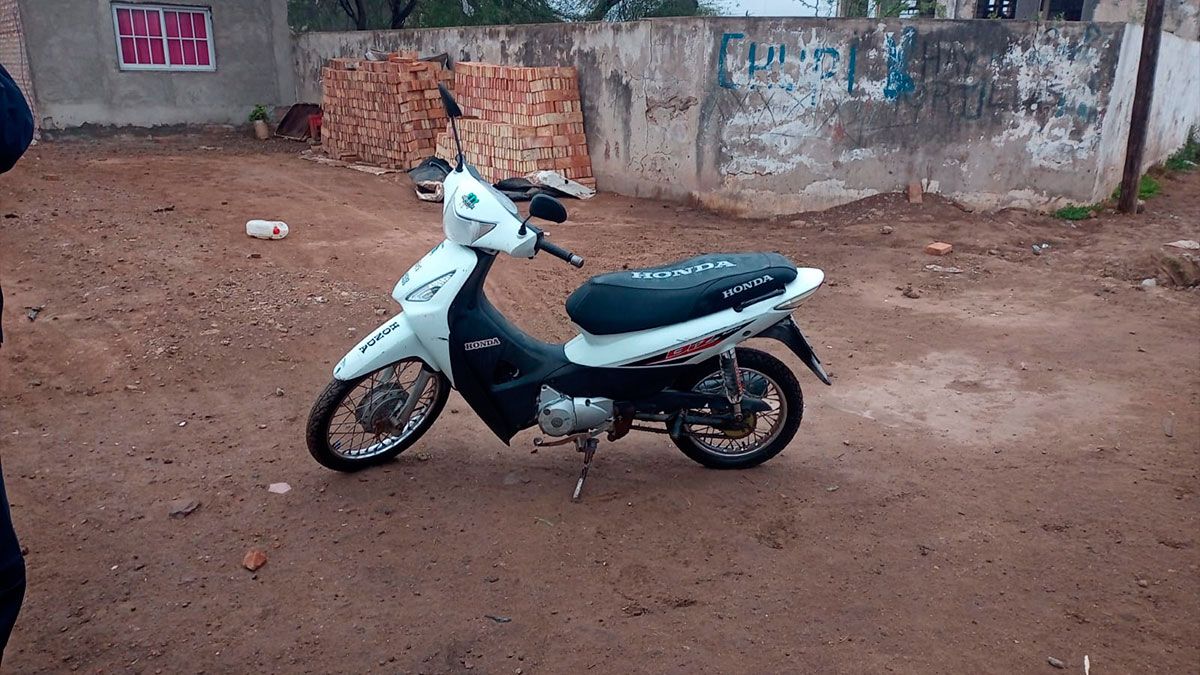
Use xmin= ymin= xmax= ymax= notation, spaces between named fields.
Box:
xmin=0 ymin=132 xmax=1197 ymax=674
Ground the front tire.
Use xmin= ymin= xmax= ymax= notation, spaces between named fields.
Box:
xmin=671 ymin=347 xmax=803 ymax=469
xmin=306 ymin=358 xmax=450 ymax=472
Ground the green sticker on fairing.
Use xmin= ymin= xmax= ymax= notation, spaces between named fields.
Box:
xmin=461 ymin=192 xmax=479 ymax=209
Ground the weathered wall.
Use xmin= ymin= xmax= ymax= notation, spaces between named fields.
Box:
xmin=1095 ymin=26 xmax=1200 ymax=193
xmin=295 ymin=18 xmax=1200 ymax=215
xmin=18 ymin=0 xmax=296 ymax=128
xmin=0 ymin=0 xmax=36 ymax=130
xmin=1093 ymin=0 xmax=1200 ymax=40
xmin=704 ymin=20 xmax=1127 ymax=213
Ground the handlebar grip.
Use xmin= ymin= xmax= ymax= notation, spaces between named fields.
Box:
xmin=537 ymin=237 xmax=585 ymax=268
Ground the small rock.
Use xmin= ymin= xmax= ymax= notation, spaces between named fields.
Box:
xmin=485 ymin=614 xmax=512 ymax=623
xmin=925 ymin=264 xmax=963 ymax=274
xmin=168 ymin=498 xmax=200 ymax=518
xmin=880 ymin=225 xmax=894 ymax=235
xmin=274 ymin=387 xmax=285 ymax=397
xmin=484 ymin=576 xmax=500 ymax=583
xmin=924 ymin=242 xmax=952 ymax=256
xmin=178 ymin=421 xmax=187 ymax=427
xmin=152 ymin=205 xmax=175 ymax=213
xmin=375 ymin=308 xmax=387 ymax=316
xmin=267 ymin=482 xmax=291 ymax=495
xmin=987 ymin=248 xmax=1000 ymax=256
xmin=1136 ymin=199 xmax=1146 ymax=213
xmin=415 ymin=451 xmax=432 ymax=461
xmin=1140 ymin=278 xmax=1157 ymax=289
xmin=826 ymin=485 xmax=840 ymax=492
xmin=247 ymin=253 xmax=262 ymax=259
xmin=902 ymin=286 xmax=922 ymax=299
xmin=1137 ymin=578 xmax=1149 ymax=588
xmin=257 ymin=423 xmax=268 ymax=429
xmin=242 ymin=549 xmax=268 ymax=571
xmin=1048 ymin=656 xmax=1065 ymax=669
xmin=1163 ymin=413 xmax=1175 ymax=438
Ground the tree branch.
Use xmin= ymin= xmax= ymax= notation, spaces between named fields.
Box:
xmin=391 ymin=0 xmax=419 ymax=28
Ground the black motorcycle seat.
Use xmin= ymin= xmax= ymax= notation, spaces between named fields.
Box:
xmin=565 ymin=253 xmax=798 ymax=335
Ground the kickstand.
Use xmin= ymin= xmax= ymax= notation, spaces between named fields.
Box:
xmin=571 ymin=437 xmax=599 ymax=502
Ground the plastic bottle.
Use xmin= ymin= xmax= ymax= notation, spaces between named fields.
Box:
xmin=246 ymin=220 xmax=289 ymax=240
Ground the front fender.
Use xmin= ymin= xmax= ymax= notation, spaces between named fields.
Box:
xmin=333 ymin=313 xmax=439 ymax=381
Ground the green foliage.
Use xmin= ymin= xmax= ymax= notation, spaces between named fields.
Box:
xmin=1054 ymin=204 xmax=1093 ymax=221
xmin=1164 ymin=127 xmax=1199 ymax=172
xmin=1111 ymin=174 xmax=1162 ymax=201
xmin=249 ymin=104 xmax=269 ymax=122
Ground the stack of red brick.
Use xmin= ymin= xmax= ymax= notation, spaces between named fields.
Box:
xmin=435 ymin=62 xmax=594 ymax=187
xmin=321 ymin=51 xmax=454 ymax=169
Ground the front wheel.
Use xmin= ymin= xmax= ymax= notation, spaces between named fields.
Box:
xmin=671 ymin=347 xmax=803 ymax=469
xmin=306 ymin=358 xmax=450 ymax=472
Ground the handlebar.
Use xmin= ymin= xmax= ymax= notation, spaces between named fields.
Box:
xmin=536 ymin=234 xmax=584 ymax=268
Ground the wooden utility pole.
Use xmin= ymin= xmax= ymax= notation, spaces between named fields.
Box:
xmin=1118 ymin=0 xmax=1165 ymax=214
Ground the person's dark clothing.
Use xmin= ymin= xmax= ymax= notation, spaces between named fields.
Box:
xmin=0 ymin=63 xmax=33 ymax=174
xmin=0 ymin=60 xmax=32 ymax=664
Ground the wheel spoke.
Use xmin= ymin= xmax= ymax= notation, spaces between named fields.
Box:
xmin=683 ymin=366 xmax=788 ymax=457
xmin=324 ymin=360 xmax=442 ymax=461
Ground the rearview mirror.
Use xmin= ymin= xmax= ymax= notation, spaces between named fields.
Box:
xmin=438 ymin=83 xmax=462 ymax=118
xmin=529 ymin=194 xmax=567 ymax=223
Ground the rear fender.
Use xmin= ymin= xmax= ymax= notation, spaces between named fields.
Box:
xmin=759 ymin=317 xmax=832 ymax=385
xmin=333 ymin=313 xmax=439 ymax=381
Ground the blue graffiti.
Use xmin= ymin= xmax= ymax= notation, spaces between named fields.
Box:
xmin=813 ymin=48 xmax=839 ymax=80
xmin=884 ymin=27 xmax=916 ymax=101
xmin=718 ymin=32 xmax=745 ymax=90
xmin=847 ymin=45 xmax=857 ymax=94
xmin=716 ymin=31 xmax=855 ymax=95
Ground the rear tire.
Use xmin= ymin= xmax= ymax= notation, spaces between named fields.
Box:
xmin=306 ymin=359 xmax=450 ymax=472
xmin=671 ymin=347 xmax=803 ymax=469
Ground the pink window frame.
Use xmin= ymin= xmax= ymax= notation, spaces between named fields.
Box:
xmin=112 ymin=3 xmax=216 ymax=72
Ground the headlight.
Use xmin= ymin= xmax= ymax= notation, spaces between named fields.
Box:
xmin=405 ymin=272 xmax=455 ymax=302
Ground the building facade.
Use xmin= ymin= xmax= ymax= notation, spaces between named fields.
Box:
xmin=0 ymin=0 xmax=295 ymax=130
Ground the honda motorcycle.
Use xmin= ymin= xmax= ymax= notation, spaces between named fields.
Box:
xmin=306 ymin=85 xmax=831 ymax=500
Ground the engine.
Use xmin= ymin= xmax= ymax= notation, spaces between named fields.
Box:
xmin=537 ymin=386 xmax=613 ymax=436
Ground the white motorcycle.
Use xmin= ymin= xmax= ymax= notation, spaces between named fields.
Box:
xmin=306 ymin=85 xmax=831 ymax=500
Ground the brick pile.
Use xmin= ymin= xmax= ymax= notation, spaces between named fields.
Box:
xmin=436 ymin=62 xmax=594 ymax=187
xmin=320 ymin=52 xmax=454 ymax=169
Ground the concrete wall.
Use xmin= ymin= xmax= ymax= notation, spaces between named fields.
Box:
xmin=1095 ymin=26 xmax=1200 ymax=193
xmin=18 ymin=0 xmax=296 ymax=128
xmin=295 ymin=18 xmax=1198 ymax=215
xmin=1093 ymin=0 xmax=1200 ymax=40
xmin=0 ymin=0 xmax=36 ymax=129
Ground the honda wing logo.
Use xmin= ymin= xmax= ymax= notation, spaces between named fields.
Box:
xmin=722 ymin=274 xmax=774 ymax=299
xmin=632 ymin=260 xmax=735 ymax=279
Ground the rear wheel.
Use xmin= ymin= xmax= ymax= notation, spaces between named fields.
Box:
xmin=671 ymin=348 xmax=803 ymax=469
xmin=306 ymin=358 xmax=450 ymax=472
